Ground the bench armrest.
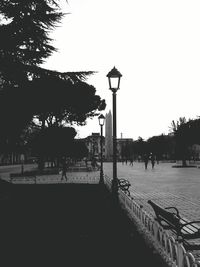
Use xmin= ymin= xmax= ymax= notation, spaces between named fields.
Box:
xmin=117 ymin=178 xmax=131 ymax=186
xmin=117 ymin=178 xmax=131 ymax=196
xmin=165 ymin=206 xmax=180 ymax=217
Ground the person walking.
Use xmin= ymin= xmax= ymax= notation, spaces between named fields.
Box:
xmin=150 ymin=153 xmax=155 ymax=169
xmin=143 ymin=154 xmax=149 ymax=170
xmin=61 ymin=157 xmax=67 ymax=181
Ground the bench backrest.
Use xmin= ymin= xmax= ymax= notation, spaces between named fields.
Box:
xmin=148 ymin=200 xmax=180 ymax=228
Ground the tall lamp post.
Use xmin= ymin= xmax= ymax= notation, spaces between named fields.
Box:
xmin=98 ymin=114 xmax=105 ymax=184
xmin=107 ymin=67 xmax=122 ymax=196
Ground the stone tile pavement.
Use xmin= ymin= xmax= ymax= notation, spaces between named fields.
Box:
xmin=1 ymin=162 xmax=200 ymax=261
xmin=103 ymin=162 xmax=200 ymax=221
xmin=104 ymin=162 xmax=200 ymax=257
xmin=2 ymin=162 xmax=200 ymax=222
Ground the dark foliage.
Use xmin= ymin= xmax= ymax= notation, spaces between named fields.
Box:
xmin=31 ymin=126 xmax=77 ymax=158
xmin=0 ymin=0 xmax=106 ymax=161
xmin=132 ymin=137 xmax=148 ymax=157
xmin=28 ymin=77 xmax=106 ymax=126
xmin=147 ymin=134 xmax=175 ymax=160
xmin=71 ymin=140 xmax=88 ymax=159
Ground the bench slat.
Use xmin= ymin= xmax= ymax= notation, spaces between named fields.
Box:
xmin=148 ymin=200 xmax=200 ymax=250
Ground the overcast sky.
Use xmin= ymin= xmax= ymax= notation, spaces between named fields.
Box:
xmin=43 ymin=0 xmax=200 ymax=140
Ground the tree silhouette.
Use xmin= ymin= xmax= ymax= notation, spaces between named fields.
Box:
xmin=31 ymin=126 xmax=77 ymax=167
xmin=170 ymin=117 xmax=191 ymax=166
xmin=147 ymin=134 xmax=175 ymax=161
xmin=0 ymin=0 xmax=63 ymax=86
xmin=28 ymin=77 xmax=106 ymax=127
xmin=71 ymin=140 xmax=88 ymax=160
xmin=132 ymin=137 xmax=148 ymax=159
xmin=0 ymin=1 xmax=94 ymax=86
xmin=187 ymin=118 xmax=200 ymax=145
xmin=0 ymin=1 xmax=106 ymax=166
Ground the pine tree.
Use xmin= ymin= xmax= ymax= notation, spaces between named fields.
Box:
xmin=0 ymin=1 xmax=63 ymax=85
xmin=0 ymin=0 xmax=92 ymax=86
xmin=0 ymin=1 xmax=106 ymax=166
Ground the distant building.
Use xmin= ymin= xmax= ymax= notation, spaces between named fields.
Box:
xmin=105 ymin=111 xmax=113 ymax=161
xmin=117 ymin=138 xmax=134 ymax=160
xmin=104 ymin=110 xmax=134 ymax=161
xmin=84 ymin=133 xmax=105 ymax=160
xmin=189 ymin=144 xmax=200 ymax=161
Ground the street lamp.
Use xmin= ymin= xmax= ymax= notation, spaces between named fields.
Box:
xmin=107 ymin=66 xmax=122 ymax=196
xmin=20 ymin=153 xmax=25 ymax=175
xmin=98 ymin=114 xmax=105 ymax=184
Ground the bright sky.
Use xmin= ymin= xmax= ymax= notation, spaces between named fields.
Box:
xmin=43 ymin=0 xmax=200 ymax=140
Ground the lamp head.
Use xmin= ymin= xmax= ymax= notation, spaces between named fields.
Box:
xmin=98 ymin=114 xmax=105 ymax=126
xmin=107 ymin=66 xmax=122 ymax=92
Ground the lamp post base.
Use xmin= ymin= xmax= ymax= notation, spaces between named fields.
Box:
xmin=21 ymin=163 xmax=24 ymax=175
xmin=99 ymin=170 xmax=104 ymax=185
xmin=111 ymin=179 xmax=118 ymax=201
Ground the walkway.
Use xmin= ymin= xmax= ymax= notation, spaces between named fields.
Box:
xmin=0 ymin=182 xmax=168 ymax=267
xmin=104 ymin=162 xmax=200 ymax=258
xmin=104 ymin=162 xmax=200 ymax=220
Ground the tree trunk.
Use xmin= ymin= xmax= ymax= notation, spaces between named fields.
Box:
xmin=38 ymin=116 xmax=45 ymax=172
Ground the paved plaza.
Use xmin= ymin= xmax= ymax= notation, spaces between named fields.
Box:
xmin=1 ymin=161 xmax=200 ymax=222
xmin=104 ymin=162 xmax=200 ymax=258
xmin=1 ymin=162 xmax=200 ymax=262
xmin=104 ymin=162 xmax=200 ymax=221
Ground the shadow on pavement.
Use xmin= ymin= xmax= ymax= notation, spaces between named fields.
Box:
xmin=0 ymin=181 xmax=168 ymax=266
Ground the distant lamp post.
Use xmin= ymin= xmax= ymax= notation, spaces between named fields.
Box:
xmin=107 ymin=67 xmax=122 ymax=196
xmin=98 ymin=114 xmax=105 ymax=184
xmin=20 ymin=153 xmax=25 ymax=175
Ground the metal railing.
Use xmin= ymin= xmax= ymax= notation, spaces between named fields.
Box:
xmin=9 ymin=172 xmax=99 ymax=184
xmin=104 ymin=174 xmax=200 ymax=267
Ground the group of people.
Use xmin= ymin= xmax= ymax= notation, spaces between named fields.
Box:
xmin=60 ymin=156 xmax=101 ymax=181
xmin=143 ymin=153 xmax=156 ymax=170
xmin=61 ymin=153 xmax=157 ymax=180
xmin=122 ymin=158 xmax=134 ymax=166
xmin=122 ymin=153 xmax=157 ymax=170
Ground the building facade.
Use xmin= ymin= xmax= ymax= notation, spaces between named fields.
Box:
xmin=117 ymin=138 xmax=134 ymax=160
xmin=84 ymin=133 xmax=105 ymax=160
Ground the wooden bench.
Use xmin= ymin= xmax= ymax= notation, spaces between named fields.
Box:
xmin=148 ymin=200 xmax=200 ymax=250
xmin=117 ymin=178 xmax=131 ymax=196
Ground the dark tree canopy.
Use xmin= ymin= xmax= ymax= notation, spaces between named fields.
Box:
xmin=0 ymin=0 xmax=95 ymax=86
xmin=0 ymin=86 xmax=34 ymax=145
xmin=147 ymin=134 xmax=174 ymax=160
xmin=0 ymin=0 xmax=106 ymax=158
xmin=0 ymin=0 xmax=62 ymax=86
xmin=71 ymin=140 xmax=88 ymax=159
xmin=185 ymin=118 xmax=200 ymax=145
xmin=132 ymin=137 xmax=148 ymax=157
xmin=170 ymin=117 xmax=193 ymax=165
xmin=31 ymin=126 xmax=77 ymax=158
xmin=27 ymin=77 xmax=106 ymax=126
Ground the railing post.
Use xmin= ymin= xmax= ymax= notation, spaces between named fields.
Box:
xmin=177 ymin=241 xmax=184 ymax=267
